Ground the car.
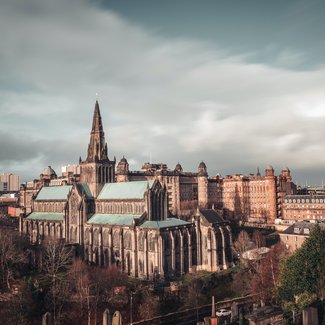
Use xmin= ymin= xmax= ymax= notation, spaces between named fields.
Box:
xmin=216 ymin=309 xmax=231 ymax=317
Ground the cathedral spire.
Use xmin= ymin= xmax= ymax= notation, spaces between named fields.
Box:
xmin=91 ymin=100 xmax=104 ymax=134
xmin=86 ymin=100 xmax=108 ymax=162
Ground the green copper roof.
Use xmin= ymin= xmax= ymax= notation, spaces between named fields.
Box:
xmin=98 ymin=181 xmax=154 ymax=200
xmin=77 ymin=183 xmax=93 ymax=199
xmin=140 ymin=218 xmax=190 ymax=229
xmin=26 ymin=212 xmax=64 ymax=221
xmin=35 ymin=185 xmax=72 ymax=201
xmin=87 ymin=214 xmax=142 ymax=226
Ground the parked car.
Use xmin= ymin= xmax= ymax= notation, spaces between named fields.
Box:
xmin=216 ymin=309 xmax=231 ymax=317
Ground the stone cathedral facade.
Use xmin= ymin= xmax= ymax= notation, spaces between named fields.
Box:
xmin=22 ymin=101 xmax=233 ymax=279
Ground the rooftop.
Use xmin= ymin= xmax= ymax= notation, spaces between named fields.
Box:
xmin=87 ymin=213 xmax=142 ymax=226
xmin=98 ymin=180 xmax=154 ymax=200
xmin=26 ymin=212 xmax=64 ymax=221
xmin=199 ymin=208 xmax=225 ymax=224
xmin=35 ymin=185 xmax=72 ymax=201
xmin=282 ymin=221 xmax=325 ymax=235
xmin=140 ymin=218 xmax=190 ymax=229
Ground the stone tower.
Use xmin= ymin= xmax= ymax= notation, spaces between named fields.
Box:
xmin=116 ymin=156 xmax=129 ymax=182
xmin=80 ymin=100 xmax=116 ymax=197
xmin=265 ymin=165 xmax=277 ymax=222
xmin=198 ymin=161 xmax=208 ymax=208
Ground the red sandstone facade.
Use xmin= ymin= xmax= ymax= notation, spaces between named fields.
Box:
xmin=212 ymin=166 xmax=295 ymax=223
xmin=282 ymin=194 xmax=325 ymax=222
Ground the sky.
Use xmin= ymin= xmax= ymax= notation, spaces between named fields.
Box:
xmin=1 ymin=0 xmax=325 ymax=185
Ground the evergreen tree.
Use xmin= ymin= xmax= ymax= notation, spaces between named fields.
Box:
xmin=278 ymin=225 xmax=325 ymax=309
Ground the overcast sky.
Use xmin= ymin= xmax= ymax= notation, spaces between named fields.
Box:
xmin=1 ymin=0 xmax=325 ymax=185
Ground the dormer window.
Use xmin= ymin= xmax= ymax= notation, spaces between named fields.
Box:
xmin=294 ymin=227 xmax=300 ymax=233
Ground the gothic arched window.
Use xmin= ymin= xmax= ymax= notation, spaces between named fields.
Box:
xmin=148 ymin=233 xmax=156 ymax=252
xmin=123 ymin=231 xmax=132 ymax=250
xmin=138 ymin=232 xmax=145 ymax=251
xmin=113 ymin=230 xmax=120 ymax=248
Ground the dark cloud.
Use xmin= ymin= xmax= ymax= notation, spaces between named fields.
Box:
xmin=1 ymin=0 xmax=325 ymax=184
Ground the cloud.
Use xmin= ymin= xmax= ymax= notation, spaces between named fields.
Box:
xmin=1 ymin=0 xmax=325 ymax=184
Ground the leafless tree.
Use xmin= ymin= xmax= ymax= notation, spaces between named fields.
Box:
xmin=250 ymin=242 xmax=288 ymax=304
xmin=0 ymin=228 xmax=28 ymax=292
xmin=138 ymin=289 xmax=160 ymax=321
xmin=234 ymin=230 xmax=254 ymax=256
xmin=252 ymin=230 xmax=266 ymax=248
xmin=42 ymin=240 xmax=73 ymax=324
xmin=67 ymin=259 xmax=92 ymax=324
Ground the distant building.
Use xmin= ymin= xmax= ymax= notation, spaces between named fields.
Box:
xmin=115 ymin=162 xmax=296 ymax=224
xmin=0 ymin=182 xmax=5 ymax=192
xmin=297 ymin=185 xmax=325 ymax=195
xmin=221 ymin=167 xmax=296 ymax=224
xmin=279 ymin=221 xmax=325 ymax=253
xmin=0 ymin=194 xmax=18 ymax=216
xmin=282 ymin=194 xmax=325 ymax=222
xmin=22 ymin=100 xmax=233 ymax=279
xmin=61 ymin=164 xmax=80 ymax=177
xmin=0 ymin=173 xmax=20 ymax=192
xmin=115 ymin=159 xmax=223 ymax=219
xmin=19 ymin=164 xmax=81 ymax=214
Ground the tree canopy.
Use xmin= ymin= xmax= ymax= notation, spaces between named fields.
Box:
xmin=278 ymin=225 xmax=325 ymax=308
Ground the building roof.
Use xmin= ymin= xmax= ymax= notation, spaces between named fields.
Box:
xmin=35 ymin=185 xmax=72 ymax=201
xmin=199 ymin=209 xmax=225 ymax=224
xmin=98 ymin=180 xmax=155 ymax=200
xmin=26 ymin=212 xmax=64 ymax=221
xmin=87 ymin=214 xmax=142 ymax=226
xmin=282 ymin=221 xmax=325 ymax=235
xmin=140 ymin=218 xmax=190 ymax=229
xmin=242 ymin=247 xmax=270 ymax=260
xmin=76 ymin=183 xmax=93 ymax=199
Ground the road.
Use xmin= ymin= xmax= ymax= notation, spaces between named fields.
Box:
xmin=131 ymin=294 xmax=257 ymax=325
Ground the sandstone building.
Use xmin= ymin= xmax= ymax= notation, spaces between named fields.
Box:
xmin=282 ymin=194 xmax=325 ymax=222
xmin=279 ymin=221 xmax=325 ymax=252
xmin=22 ymin=101 xmax=233 ymax=279
xmin=0 ymin=173 xmax=20 ymax=192
xmin=221 ymin=167 xmax=296 ymax=224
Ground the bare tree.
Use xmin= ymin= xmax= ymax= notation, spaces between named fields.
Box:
xmin=138 ymin=289 xmax=160 ymax=321
xmin=234 ymin=230 xmax=254 ymax=256
xmin=42 ymin=240 xmax=73 ymax=324
xmin=252 ymin=230 xmax=266 ymax=248
xmin=250 ymin=243 xmax=288 ymax=304
xmin=0 ymin=228 xmax=28 ymax=292
xmin=67 ymin=259 xmax=92 ymax=324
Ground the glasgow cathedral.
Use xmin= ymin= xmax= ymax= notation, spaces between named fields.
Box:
xmin=22 ymin=101 xmax=234 ymax=279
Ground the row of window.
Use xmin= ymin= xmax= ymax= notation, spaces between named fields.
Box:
xmin=286 ymin=198 xmax=325 ymax=204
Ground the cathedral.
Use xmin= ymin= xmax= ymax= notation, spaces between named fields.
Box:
xmin=22 ymin=101 xmax=233 ymax=279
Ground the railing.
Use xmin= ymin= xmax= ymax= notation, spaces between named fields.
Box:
xmin=130 ymin=294 xmax=257 ymax=325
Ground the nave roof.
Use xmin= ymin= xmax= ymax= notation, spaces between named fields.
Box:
xmin=140 ymin=218 xmax=190 ymax=229
xmin=26 ymin=212 xmax=64 ymax=221
xmin=35 ymin=185 xmax=72 ymax=201
xmin=87 ymin=213 xmax=142 ymax=226
xmin=97 ymin=180 xmax=155 ymax=200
